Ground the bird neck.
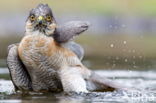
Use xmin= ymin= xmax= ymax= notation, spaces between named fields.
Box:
xmin=25 ymin=21 xmax=56 ymax=36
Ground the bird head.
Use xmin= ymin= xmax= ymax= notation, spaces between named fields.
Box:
xmin=25 ymin=4 xmax=56 ymax=36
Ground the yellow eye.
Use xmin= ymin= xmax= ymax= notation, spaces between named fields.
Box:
xmin=30 ymin=15 xmax=35 ymax=21
xmin=46 ymin=16 xmax=52 ymax=21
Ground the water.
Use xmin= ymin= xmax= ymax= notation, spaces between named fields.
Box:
xmin=1 ymin=68 xmax=156 ymax=103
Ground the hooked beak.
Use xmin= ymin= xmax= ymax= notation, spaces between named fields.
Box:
xmin=37 ymin=16 xmax=45 ymax=25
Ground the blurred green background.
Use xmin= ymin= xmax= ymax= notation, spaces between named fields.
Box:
xmin=1 ymin=0 xmax=156 ymax=70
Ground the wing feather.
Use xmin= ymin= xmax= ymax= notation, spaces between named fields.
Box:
xmin=7 ymin=44 xmax=32 ymax=91
xmin=54 ymin=21 xmax=90 ymax=43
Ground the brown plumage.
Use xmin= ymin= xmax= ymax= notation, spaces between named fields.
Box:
xmin=18 ymin=33 xmax=91 ymax=92
xmin=7 ymin=4 xmax=124 ymax=93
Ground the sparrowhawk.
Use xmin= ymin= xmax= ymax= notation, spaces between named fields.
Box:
xmin=7 ymin=4 xmax=122 ymax=93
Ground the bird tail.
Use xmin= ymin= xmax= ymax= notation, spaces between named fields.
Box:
xmin=87 ymin=71 xmax=125 ymax=92
xmin=81 ymin=66 xmax=125 ymax=92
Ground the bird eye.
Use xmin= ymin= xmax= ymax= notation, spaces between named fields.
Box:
xmin=46 ymin=15 xmax=52 ymax=22
xmin=30 ymin=15 xmax=35 ymax=21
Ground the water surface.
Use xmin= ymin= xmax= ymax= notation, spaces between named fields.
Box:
xmin=0 ymin=68 xmax=156 ymax=103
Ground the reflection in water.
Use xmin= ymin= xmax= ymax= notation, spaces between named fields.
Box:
xmin=58 ymin=98 xmax=84 ymax=103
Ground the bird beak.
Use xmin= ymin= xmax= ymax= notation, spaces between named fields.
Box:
xmin=37 ymin=16 xmax=45 ymax=25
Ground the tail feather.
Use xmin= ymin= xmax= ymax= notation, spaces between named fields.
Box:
xmin=86 ymin=72 xmax=124 ymax=92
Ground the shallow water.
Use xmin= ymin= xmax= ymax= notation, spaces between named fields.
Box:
xmin=0 ymin=68 xmax=156 ymax=103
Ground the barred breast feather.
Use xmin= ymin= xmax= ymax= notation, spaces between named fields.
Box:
xmin=18 ymin=34 xmax=82 ymax=68
xmin=18 ymin=34 xmax=83 ymax=91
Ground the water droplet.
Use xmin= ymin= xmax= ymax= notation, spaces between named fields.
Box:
xmin=122 ymin=24 xmax=126 ymax=28
xmin=109 ymin=25 xmax=113 ymax=28
xmin=128 ymin=50 xmax=131 ymax=53
xmin=116 ymin=57 xmax=119 ymax=60
xmin=125 ymin=59 xmax=128 ymax=62
xmin=106 ymin=62 xmax=110 ymax=65
xmin=140 ymin=35 xmax=143 ymax=39
xmin=123 ymin=49 xmax=126 ymax=52
xmin=123 ymin=41 xmax=127 ymax=44
xmin=110 ymin=44 xmax=114 ymax=48
xmin=108 ymin=56 xmax=111 ymax=59
xmin=139 ymin=56 xmax=142 ymax=59
xmin=114 ymin=26 xmax=118 ymax=29
xmin=133 ymin=65 xmax=137 ymax=68
xmin=112 ymin=64 xmax=116 ymax=68
xmin=132 ymin=49 xmax=135 ymax=53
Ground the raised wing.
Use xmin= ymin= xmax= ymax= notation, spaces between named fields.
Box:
xmin=54 ymin=21 xmax=90 ymax=43
xmin=7 ymin=44 xmax=32 ymax=91
xmin=62 ymin=41 xmax=84 ymax=60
